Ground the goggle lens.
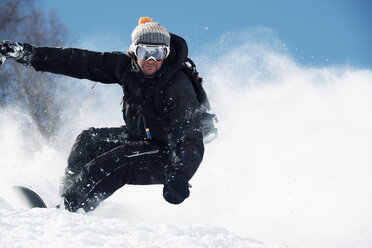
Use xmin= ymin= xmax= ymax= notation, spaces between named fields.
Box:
xmin=136 ymin=45 xmax=168 ymax=61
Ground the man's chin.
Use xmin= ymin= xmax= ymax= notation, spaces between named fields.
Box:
xmin=143 ymin=68 xmax=156 ymax=75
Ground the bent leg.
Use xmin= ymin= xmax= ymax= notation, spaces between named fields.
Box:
xmin=63 ymin=140 xmax=169 ymax=212
xmin=61 ymin=127 xmax=130 ymax=195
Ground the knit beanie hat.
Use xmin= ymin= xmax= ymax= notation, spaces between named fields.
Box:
xmin=131 ymin=17 xmax=170 ymax=47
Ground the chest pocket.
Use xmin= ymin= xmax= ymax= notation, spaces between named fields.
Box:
xmin=122 ymin=85 xmax=147 ymax=139
xmin=122 ymin=77 xmax=170 ymax=141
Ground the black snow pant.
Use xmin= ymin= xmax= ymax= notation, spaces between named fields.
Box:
xmin=61 ymin=126 xmax=170 ymax=212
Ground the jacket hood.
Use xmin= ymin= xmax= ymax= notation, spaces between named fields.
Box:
xmin=155 ymin=33 xmax=188 ymax=81
xmin=167 ymin=33 xmax=188 ymax=71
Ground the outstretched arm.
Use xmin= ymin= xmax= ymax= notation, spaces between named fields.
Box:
xmin=33 ymin=46 xmax=130 ymax=84
xmin=0 ymin=40 xmax=130 ymax=84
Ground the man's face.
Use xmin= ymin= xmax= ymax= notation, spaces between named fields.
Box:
xmin=137 ymin=57 xmax=164 ymax=76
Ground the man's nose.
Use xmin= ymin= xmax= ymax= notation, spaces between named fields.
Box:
xmin=146 ymin=58 xmax=156 ymax=63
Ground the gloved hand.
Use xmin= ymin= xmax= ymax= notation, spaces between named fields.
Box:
xmin=163 ymin=171 xmax=190 ymax=204
xmin=0 ymin=40 xmax=35 ymax=66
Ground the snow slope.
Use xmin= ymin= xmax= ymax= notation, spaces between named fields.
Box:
xmin=1 ymin=29 xmax=372 ymax=248
xmin=0 ymin=204 xmax=268 ymax=248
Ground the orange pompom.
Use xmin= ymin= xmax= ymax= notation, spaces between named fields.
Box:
xmin=139 ymin=17 xmax=153 ymax=25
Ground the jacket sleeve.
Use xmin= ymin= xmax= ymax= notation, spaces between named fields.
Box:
xmin=164 ymin=71 xmax=205 ymax=181
xmin=31 ymin=47 xmax=130 ymax=84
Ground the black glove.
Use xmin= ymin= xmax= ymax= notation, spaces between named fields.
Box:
xmin=163 ymin=171 xmax=190 ymax=204
xmin=0 ymin=40 xmax=35 ymax=66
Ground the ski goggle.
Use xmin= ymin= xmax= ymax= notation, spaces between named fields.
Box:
xmin=131 ymin=44 xmax=170 ymax=61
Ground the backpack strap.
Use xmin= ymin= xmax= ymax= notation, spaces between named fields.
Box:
xmin=183 ymin=58 xmax=218 ymax=143
xmin=183 ymin=58 xmax=211 ymax=107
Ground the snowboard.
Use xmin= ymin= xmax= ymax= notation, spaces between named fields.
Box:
xmin=13 ymin=185 xmax=47 ymax=208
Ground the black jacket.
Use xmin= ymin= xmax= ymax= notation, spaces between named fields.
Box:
xmin=31 ymin=34 xmax=204 ymax=180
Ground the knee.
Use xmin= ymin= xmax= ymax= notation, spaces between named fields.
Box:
xmin=73 ymin=127 xmax=97 ymax=149
xmin=67 ymin=127 xmax=96 ymax=166
xmin=79 ymin=127 xmax=97 ymax=142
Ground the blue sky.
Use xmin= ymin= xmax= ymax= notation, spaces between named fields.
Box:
xmin=39 ymin=0 xmax=372 ymax=68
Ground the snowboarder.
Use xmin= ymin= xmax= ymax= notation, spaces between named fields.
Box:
xmin=0 ymin=17 xmax=215 ymax=212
